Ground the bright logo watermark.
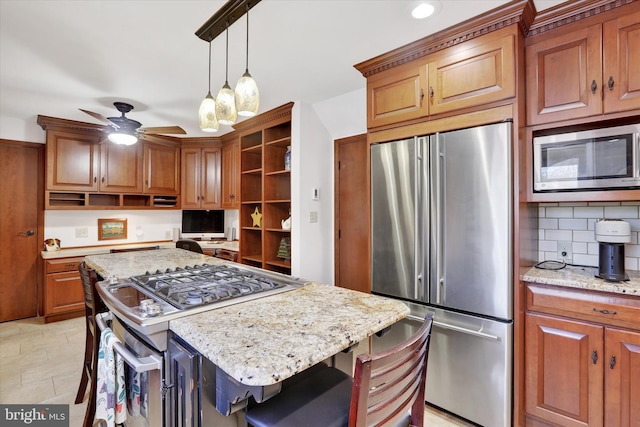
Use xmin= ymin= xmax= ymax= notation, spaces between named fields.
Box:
xmin=1 ymin=405 xmax=68 ymax=426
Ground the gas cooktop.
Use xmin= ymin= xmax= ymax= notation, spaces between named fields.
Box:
xmin=130 ymin=264 xmax=285 ymax=310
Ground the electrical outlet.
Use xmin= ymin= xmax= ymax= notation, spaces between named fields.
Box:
xmin=557 ymin=241 xmax=573 ymax=262
xmin=165 ymin=230 xmax=172 ymax=240
xmin=75 ymin=227 xmax=88 ymax=238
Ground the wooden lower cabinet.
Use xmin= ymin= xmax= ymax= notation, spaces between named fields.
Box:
xmin=44 ymin=257 xmax=84 ymax=323
xmin=525 ymin=284 xmax=640 ymax=427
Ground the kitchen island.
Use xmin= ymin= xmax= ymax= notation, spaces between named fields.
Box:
xmin=86 ymin=248 xmax=409 ymax=424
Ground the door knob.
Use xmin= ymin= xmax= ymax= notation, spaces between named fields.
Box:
xmin=18 ymin=230 xmax=34 ymax=237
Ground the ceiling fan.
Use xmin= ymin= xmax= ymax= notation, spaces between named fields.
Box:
xmin=80 ymin=101 xmax=186 ymax=146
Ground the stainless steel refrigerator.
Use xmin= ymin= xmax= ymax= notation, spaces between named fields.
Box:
xmin=370 ymin=121 xmax=513 ymax=427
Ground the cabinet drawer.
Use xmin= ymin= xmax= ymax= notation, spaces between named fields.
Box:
xmin=527 ymin=283 xmax=640 ymax=327
xmin=45 ymin=257 xmax=84 ymax=274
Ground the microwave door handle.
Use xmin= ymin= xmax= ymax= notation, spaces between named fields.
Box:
xmin=96 ymin=312 xmax=162 ymax=373
xmin=635 ymin=133 xmax=640 ymax=179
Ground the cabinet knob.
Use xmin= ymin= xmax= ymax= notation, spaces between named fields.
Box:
xmin=94 ymin=177 xmax=97 ymax=183
xmin=230 ymin=194 xmax=235 ymax=200
xmin=591 ymin=80 xmax=598 ymax=94
xmin=608 ymin=76 xmax=615 ymax=91
xmin=591 ymin=350 xmax=598 ymax=364
xmin=101 ymin=177 xmax=105 ymax=183
xmin=609 ymin=354 xmax=616 ymax=369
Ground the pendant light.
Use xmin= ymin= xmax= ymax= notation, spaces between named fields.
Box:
xmin=235 ymin=5 xmax=259 ymax=117
xmin=216 ymin=24 xmax=237 ymax=126
xmin=199 ymin=41 xmax=219 ymax=132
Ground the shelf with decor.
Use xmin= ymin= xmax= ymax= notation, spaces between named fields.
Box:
xmin=236 ymin=102 xmax=293 ymax=273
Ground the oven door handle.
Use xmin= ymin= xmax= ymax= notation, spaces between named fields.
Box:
xmin=96 ymin=312 xmax=162 ymax=373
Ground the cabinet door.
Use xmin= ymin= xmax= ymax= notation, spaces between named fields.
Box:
xmin=181 ymin=148 xmax=201 ymax=209
xmin=45 ymin=271 xmax=84 ymax=316
xmin=603 ymin=11 xmax=640 ymax=114
xmin=200 ymin=147 xmax=221 ymax=209
xmin=46 ymin=130 xmax=100 ymax=191
xmin=366 ymin=61 xmax=428 ymax=128
xmin=525 ymin=312 xmax=604 ymax=427
xmin=99 ymin=143 xmax=143 ymax=193
xmin=526 ymin=25 xmax=603 ymax=126
xmin=604 ymin=327 xmax=640 ymax=427
xmin=221 ymin=141 xmax=240 ymax=209
xmin=428 ymin=33 xmax=515 ymax=116
xmin=144 ymin=143 xmax=180 ymax=195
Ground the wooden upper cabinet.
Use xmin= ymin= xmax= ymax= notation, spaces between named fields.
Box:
xmin=99 ymin=143 xmax=143 ymax=193
xmin=367 ymin=61 xmax=428 ymax=128
xmin=221 ymin=140 xmax=240 ymax=209
xmin=143 ymin=143 xmax=180 ymax=195
xmin=181 ymin=146 xmax=221 ymax=209
xmin=46 ymin=130 xmax=100 ymax=191
xmin=428 ymin=33 xmax=516 ymax=116
xmin=526 ymin=9 xmax=640 ymax=126
xmin=603 ymin=10 xmax=640 ymax=114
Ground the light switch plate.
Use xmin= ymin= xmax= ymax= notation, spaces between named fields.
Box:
xmin=309 ymin=211 xmax=318 ymax=223
xmin=75 ymin=227 xmax=88 ymax=238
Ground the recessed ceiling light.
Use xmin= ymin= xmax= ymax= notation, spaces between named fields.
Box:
xmin=411 ymin=2 xmax=436 ymax=19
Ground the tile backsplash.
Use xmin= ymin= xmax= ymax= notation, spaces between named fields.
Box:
xmin=538 ymin=201 xmax=640 ymax=271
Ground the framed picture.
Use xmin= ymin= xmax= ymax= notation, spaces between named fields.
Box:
xmin=98 ymin=218 xmax=128 ymax=241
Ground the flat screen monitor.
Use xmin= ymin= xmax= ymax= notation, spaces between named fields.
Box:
xmin=181 ymin=210 xmax=225 ymax=240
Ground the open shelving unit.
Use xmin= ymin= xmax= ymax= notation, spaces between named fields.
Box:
xmin=237 ymin=102 xmax=293 ymax=274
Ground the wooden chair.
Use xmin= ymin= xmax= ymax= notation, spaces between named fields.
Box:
xmin=75 ymin=261 xmax=108 ymax=427
xmin=109 ymin=245 xmax=160 ymax=253
xmin=245 ymin=314 xmax=434 ymax=427
xmin=176 ymin=239 xmax=204 ymax=254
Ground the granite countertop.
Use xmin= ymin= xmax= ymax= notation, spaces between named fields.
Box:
xmin=169 ymin=282 xmax=409 ymax=386
xmin=85 ymin=248 xmax=220 ymax=278
xmin=42 ymin=240 xmax=239 ymax=260
xmin=523 ymin=264 xmax=640 ymax=296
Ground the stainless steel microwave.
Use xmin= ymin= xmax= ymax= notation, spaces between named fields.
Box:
xmin=533 ymin=124 xmax=640 ymax=192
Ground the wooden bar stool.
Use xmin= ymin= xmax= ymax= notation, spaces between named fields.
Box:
xmin=245 ymin=314 xmax=433 ymax=427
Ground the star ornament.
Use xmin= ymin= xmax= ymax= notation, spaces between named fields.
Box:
xmin=251 ymin=206 xmax=262 ymax=227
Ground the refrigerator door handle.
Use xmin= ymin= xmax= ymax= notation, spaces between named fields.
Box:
xmin=430 ymin=134 xmax=444 ymax=305
xmin=432 ymin=319 xmax=501 ymax=342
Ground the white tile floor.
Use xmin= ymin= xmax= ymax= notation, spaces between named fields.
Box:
xmin=0 ymin=316 xmax=475 ymax=427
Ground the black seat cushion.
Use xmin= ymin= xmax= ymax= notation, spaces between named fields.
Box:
xmin=245 ymin=366 xmax=353 ymax=427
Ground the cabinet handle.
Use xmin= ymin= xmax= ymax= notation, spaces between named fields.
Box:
xmin=429 ymin=86 xmax=434 ymax=98
xmin=609 ymin=355 xmax=616 ymax=369
xmin=65 ymin=263 xmax=76 ymax=268
xmin=591 ymin=80 xmax=598 ymax=94
xmin=94 ymin=177 xmax=97 ymax=183
xmin=608 ymin=76 xmax=615 ymax=91
xmin=591 ymin=350 xmax=598 ymax=364
xmin=101 ymin=177 xmax=105 ymax=183
xmin=419 ymin=88 xmax=424 ymax=101
xmin=593 ymin=308 xmax=617 ymax=315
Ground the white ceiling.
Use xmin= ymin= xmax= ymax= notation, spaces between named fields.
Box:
xmin=0 ymin=0 xmax=565 ymax=140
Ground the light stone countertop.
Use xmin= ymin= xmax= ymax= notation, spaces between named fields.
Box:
xmin=522 ymin=264 xmax=640 ymax=296
xmin=169 ymin=282 xmax=410 ymax=386
xmin=85 ymin=248 xmax=221 ymax=278
xmin=41 ymin=240 xmax=239 ymax=260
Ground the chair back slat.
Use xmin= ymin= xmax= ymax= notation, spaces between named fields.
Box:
xmin=349 ymin=314 xmax=433 ymax=427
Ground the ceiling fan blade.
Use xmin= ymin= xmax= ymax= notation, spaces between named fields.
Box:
xmin=138 ymin=133 xmax=180 ymax=147
xmin=79 ymin=109 xmax=120 ymax=129
xmin=138 ymin=126 xmax=186 ymax=135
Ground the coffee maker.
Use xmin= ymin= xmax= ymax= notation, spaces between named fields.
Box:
xmin=595 ymin=219 xmax=631 ymax=281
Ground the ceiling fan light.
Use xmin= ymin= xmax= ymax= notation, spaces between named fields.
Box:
xmin=216 ymin=82 xmax=237 ymax=125
xmin=108 ymin=131 xmax=138 ymax=146
xmin=199 ymin=92 xmax=219 ymax=132
xmin=235 ymin=71 xmax=259 ymax=117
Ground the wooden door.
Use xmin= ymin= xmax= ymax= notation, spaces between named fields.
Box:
xmin=221 ymin=141 xmax=240 ymax=209
xmin=201 ymin=147 xmax=221 ymax=209
xmin=604 ymin=327 xmax=640 ymax=427
xmin=0 ymin=141 xmax=43 ymax=322
xmin=143 ymin=143 xmax=180 ymax=195
xmin=603 ymin=10 xmax=640 ymax=114
xmin=45 ymin=130 xmax=100 ymax=191
xmin=526 ymin=24 xmax=603 ymax=126
xmin=428 ymin=31 xmax=516 ymax=116
xmin=99 ymin=142 xmax=143 ymax=193
xmin=525 ymin=312 xmax=604 ymax=427
xmin=334 ymin=134 xmax=369 ymax=293
xmin=181 ymin=147 xmax=202 ymax=209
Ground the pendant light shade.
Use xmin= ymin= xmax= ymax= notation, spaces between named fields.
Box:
xmin=216 ymin=25 xmax=237 ymax=125
xmin=235 ymin=6 xmax=259 ymax=117
xmin=199 ymin=41 xmax=219 ymax=132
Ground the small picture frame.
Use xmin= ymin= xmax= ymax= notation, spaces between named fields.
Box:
xmin=98 ymin=218 xmax=128 ymax=241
